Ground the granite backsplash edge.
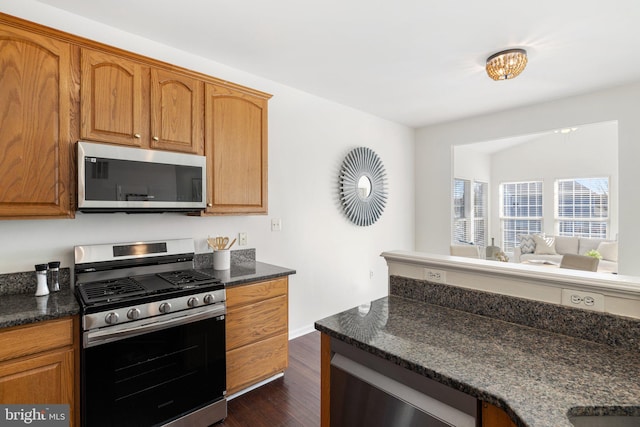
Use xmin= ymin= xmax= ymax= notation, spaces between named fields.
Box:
xmin=0 ymin=249 xmax=256 ymax=296
xmin=390 ymin=275 xmax=640 ymax=352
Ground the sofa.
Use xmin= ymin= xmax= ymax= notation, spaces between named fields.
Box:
xmin=513 ymin=234 xmax=618 ymax=273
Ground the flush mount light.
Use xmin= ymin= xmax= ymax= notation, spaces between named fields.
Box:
xmin=554 ymin=127 xmax=578 ymax=134
xmin=486 ymin=48 xmax=528 ymax=81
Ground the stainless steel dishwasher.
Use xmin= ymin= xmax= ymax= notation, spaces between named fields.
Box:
xmin=330 ymin=339 xmax=478 ymax=427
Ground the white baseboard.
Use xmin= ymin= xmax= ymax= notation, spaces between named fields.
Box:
xmin=226 ymin=373 xmax=284 ymax=401
xmin=289 ymin=324 xmax=316 ymax=340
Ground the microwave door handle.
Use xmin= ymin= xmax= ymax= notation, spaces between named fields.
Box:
xmin=83 ymin=304 xmax=225 ymax=348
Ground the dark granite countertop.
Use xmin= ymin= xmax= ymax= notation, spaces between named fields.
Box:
xmin=315 ymin=295 xmax=640 ymax=427
xmin=0 ymin=255 xmax=293 ymax=331
xmin=200 ymin=260 xmax=296 ymax=287
xmin=0 ymin=289 xmax=80 ymax=329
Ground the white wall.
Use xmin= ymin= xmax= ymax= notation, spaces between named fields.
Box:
xmin=0 ymin=1 xmax=416 ymax=337
xmin=416 ymin=82 xmax=640 ymax=275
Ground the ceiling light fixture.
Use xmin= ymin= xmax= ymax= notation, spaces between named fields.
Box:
xmin=486 ymin=49 xmax=528 ymax=81
xmin=554 ymin=127 xmax=578 ymax=134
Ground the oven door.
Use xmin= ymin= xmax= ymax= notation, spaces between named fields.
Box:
xmin=81 ymin=308 xmax=226 ymax=427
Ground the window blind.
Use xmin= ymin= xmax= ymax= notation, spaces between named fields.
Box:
xmin=556 ymin=177 xmax=609 ymax=238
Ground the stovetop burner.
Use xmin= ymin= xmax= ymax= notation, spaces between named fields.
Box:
xmin=77 ymin=270 xmax=221 ymax=307
xmin=78 ymin=277 xmax=147 ymax=304
xmin=157 ymin=269 xmax=217 ymax=286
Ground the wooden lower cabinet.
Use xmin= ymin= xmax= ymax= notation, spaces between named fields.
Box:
xmin=225 ymin=277 xmax=289 ymax=395
xmin=0 ymin=317 xmax=78 ymax=426
xmin=481 ymin=402 xmax=517 ymax=427
xmin=226 ymin=333 xmax=288 ymax=394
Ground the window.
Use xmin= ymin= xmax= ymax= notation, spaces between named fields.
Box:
xmin=556 ymin=177 xmax=609 ymax=238
xmin=452 ymin=179 xmax=470 ymax=244
xmin=500 ymin=181 xmax=543 ymax=253
xmin=473 ymin=181 xmax=488 ymax=246
xmin=452 ymin=179 xmax=488 ymax=246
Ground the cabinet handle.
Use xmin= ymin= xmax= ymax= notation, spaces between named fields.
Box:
xmin=152 ymin=136 xmax=159 ymax=141
xmin=134 ymin=133 xmax=141 ymax=139
xmin=207 ymin=203 xmax=212 ymax=207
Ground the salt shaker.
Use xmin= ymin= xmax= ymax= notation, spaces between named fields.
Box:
xmin=35 ymin=264 xmax=49 ymax=297
xmin=48 ymin=261 xmax=60 ymax=292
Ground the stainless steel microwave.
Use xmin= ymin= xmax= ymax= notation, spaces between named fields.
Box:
xmin=77 ymin=141 xmax=207 ymax=213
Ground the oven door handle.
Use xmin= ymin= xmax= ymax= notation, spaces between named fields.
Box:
xmin=84 ymin=304 xmax=225 ymax=348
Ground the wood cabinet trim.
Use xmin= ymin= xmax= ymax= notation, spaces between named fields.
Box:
xmin=0 ymin=12 xmax=272 ymax=100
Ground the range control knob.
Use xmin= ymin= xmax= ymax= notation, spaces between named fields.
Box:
xmin=159 ymin=302 xmax=172 ymax=314
xmin=203 ymin=294 xmax=215 ymax=304
xmin=127 ymin=308 xmax=141 ymax=320
xmin=105 ymin=312 xmax=119 ymax=325
xmin=187 ymin=297 xmax=200 ymax=307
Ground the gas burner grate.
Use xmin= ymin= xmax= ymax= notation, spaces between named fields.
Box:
xmin=79 ymin=277 xmax=147 ymax=303
xmin=157 ymin=269 xmax=218 ymax=286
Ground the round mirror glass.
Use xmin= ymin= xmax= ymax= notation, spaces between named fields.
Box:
xmin=339 ymin=147 xmax=387 ymax=226
xmin=357 ymin=176 xmax=372 ymax=199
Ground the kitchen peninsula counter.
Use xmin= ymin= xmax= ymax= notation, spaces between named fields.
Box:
xmin=315 ymin=295 xmax=640 ymax=427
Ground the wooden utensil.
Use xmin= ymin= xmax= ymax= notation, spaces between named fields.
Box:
xmin=207 ymin=237 xmax=217 ymax=250
xmin=227 ymin=238 xmax=237 ymax=250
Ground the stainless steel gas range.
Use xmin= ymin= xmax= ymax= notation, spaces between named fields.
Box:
xmin=74 ymin=239 xmax=226 ymax=427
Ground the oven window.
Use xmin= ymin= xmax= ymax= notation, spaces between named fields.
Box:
xmin=82 ymin=316 xmax=225 ymax=427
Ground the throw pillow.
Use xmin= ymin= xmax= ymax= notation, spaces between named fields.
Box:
xmin=517 ymin=234 xmax=536 ymax=254
xmin=597 ymin=241 xmax=618 ymax=262
xmin=533 ymin=234 xmax=557 ymax=255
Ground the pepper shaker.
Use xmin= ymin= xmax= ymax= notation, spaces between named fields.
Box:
xmin=48 ymin=261 xmax=60 ymax=292
xmin=35 ymin=264 xmax=49 ymax=297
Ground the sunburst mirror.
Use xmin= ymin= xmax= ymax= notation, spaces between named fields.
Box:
xmin=339 ymin=147 xmax=387 ymax=226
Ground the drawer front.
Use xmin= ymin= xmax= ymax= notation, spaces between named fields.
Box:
xmin=226 ymin=277 xmax=288 ymax=308
xmin=226 ymin=332 xmax=288 ymax=395
xmin=226 ymin=295 xmax=287 ymax=351
xmin=0 ymin=318 xmax=74 ymax=362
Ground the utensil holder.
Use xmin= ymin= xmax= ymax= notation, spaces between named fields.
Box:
xmin=213 ymin=250 xmax=230 ymax=270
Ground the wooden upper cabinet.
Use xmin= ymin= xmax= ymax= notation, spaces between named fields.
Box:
xmin=150 ymin=68 xmax=203 ymax=154
xmin=81 ymin=48 xmax=145 ymax=147
xmin=0 ymin=25 xmax=74 ymax=218
xmin=204 ymin=83 xmax=269 ymax=214
xmin=81 ymin=48 xmax=204 ymax=154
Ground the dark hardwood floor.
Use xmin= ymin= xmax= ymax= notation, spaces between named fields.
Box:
xmin=218 ymin=331 xmax=321 ymax=427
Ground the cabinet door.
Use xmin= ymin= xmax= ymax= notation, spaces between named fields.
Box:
xmin=0 ymin=25 xmax=73 ymax=218
xmin=204 ymin=84 xmax=268 ymax=214
xmin=226 ymin=332 xmax=288 ymax=395
xmin=0 ymin=348 xmax=74 ymax=407
xmin=150 ymin=68 xmax=204 ymax=154
xmin=81 ymin=48 xmax=145 ymax=147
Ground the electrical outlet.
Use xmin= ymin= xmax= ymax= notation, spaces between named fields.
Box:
xmin=271 ymin=218 xmax=282 ymax=232
xmin=561 ymin=289 xmax=604 ymax=312
xmin=424 ymin=269 xmax=446 ymax=284
xmin=238 ymin=232 xmax=247 ymax=246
